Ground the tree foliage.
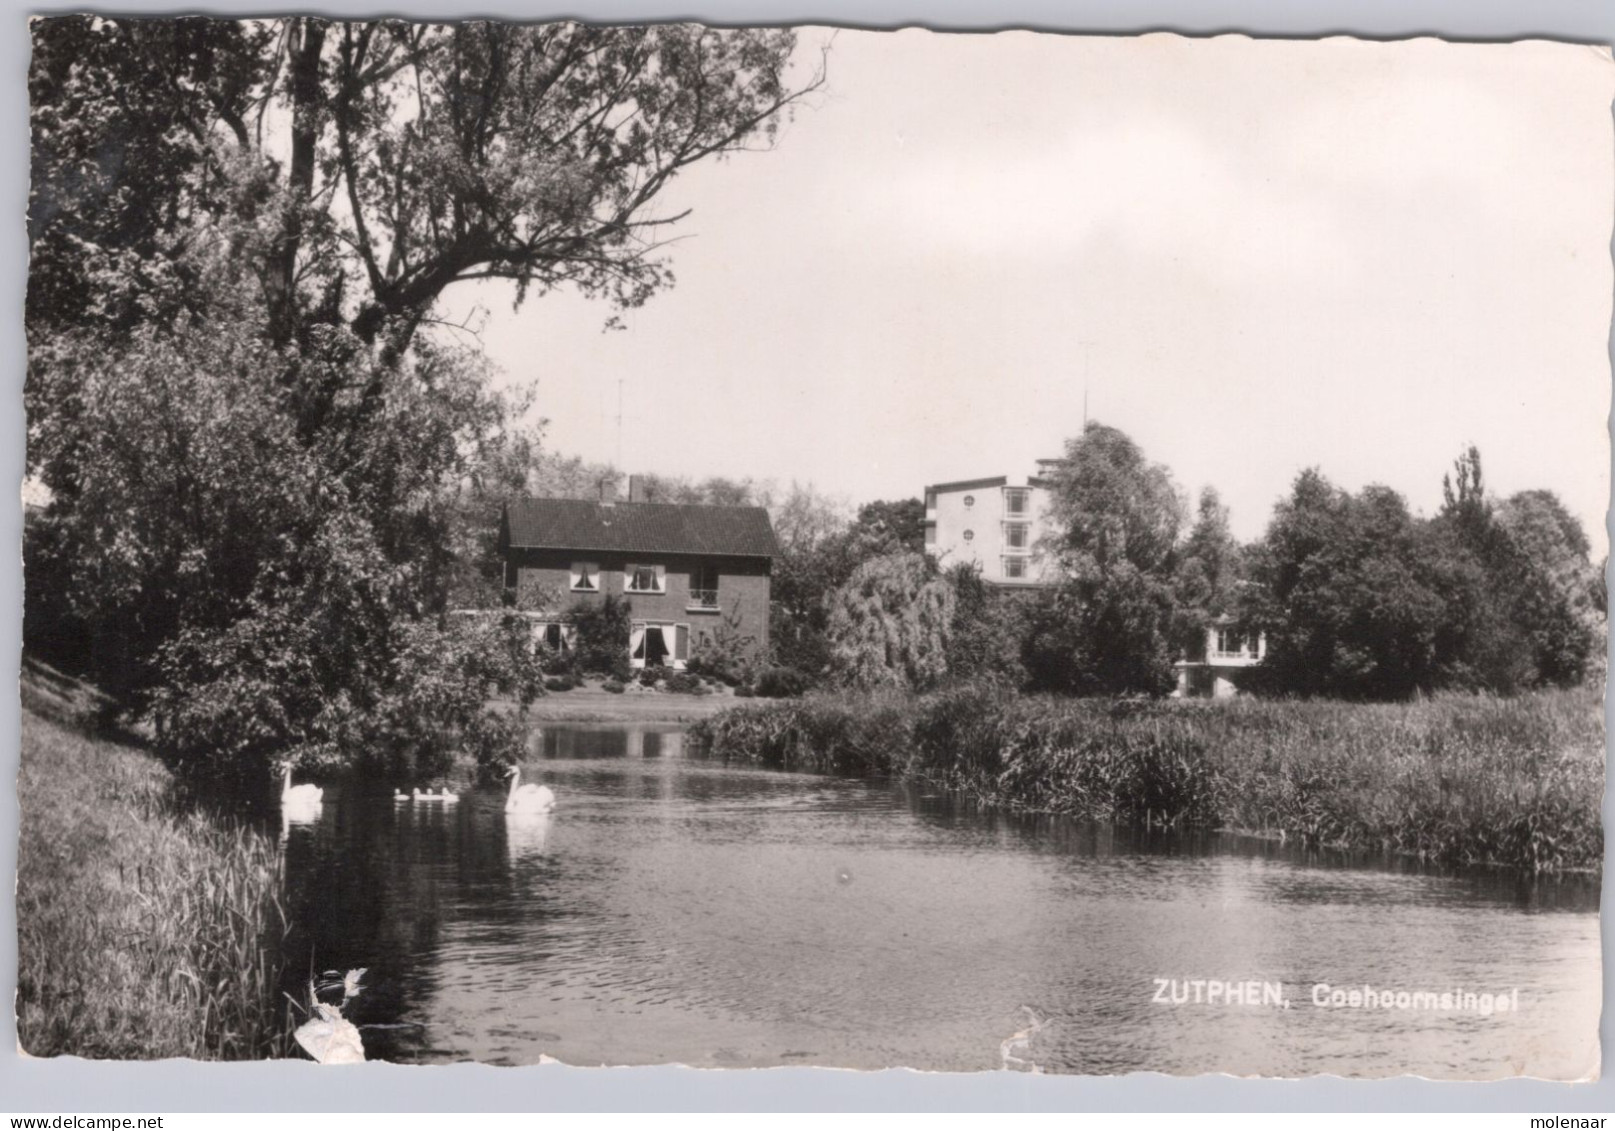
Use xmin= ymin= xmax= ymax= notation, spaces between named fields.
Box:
xmin=826 ymin=552 xmax=954 ymax=691
xmin=1029 ymin=423 xmax=1184 ymax=695
xmin=29 ymin=18 xmax=821 ymax=359
xmin=26 ymin=17 xmax=821 ymax=785
xmin=853 ymin=498 xmax=927 ymax=554
xmin=1244 ymin=471 xmax=1448 ymax=698
xmin=1242 ymin=454 xmax=1601 ymax=699
xmin=1172 ymin=486 xmax=1244 ymax=660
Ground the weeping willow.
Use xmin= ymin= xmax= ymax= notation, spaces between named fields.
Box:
xmin=825 ymin=552 xmax=956 ymax=690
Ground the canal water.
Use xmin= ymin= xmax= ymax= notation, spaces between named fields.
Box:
xmin=276 ymin=723 xmax=1601 ymax=1077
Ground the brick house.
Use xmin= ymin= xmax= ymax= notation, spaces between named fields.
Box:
xmin=498 ymin=478 xmax=777 ymax=670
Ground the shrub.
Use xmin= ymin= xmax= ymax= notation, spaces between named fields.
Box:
xmin=664 ymin=672 xmax=708 ymax=695
xmin=734 ymin=685 xmax=755 ymax=698
xmin=610 ymin=654 xmax=634 ymax=684
xmin=544 ymin=675 xmax=574 ymax=692
xmin=686 ymin=609 xmax=760 ymax=686
xmin=570 ymin=595 xmax=633 ymax=676
xmin=638 ymin=664 xmax=667 ymax=687
xmin=155 ymin=606 xmax=544 ymax=792
xmin=602 ymin=679 xmax=625 ymax=694
xmin=755 ymin=665 xmax=810 ymax=698
xmin=539 ymin=648 xmax=577 ymax=677
xmin=691 ymin=690 xmax=913 ymax=775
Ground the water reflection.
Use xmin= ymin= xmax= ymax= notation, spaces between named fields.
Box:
xmin=276 ymin=722 xmax=1602 ymax=1076
xmin=505 ymin=811 xmax=553 ymax=865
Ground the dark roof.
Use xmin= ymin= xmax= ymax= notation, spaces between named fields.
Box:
xmin=925 ymin=475 xmax=1008 ymax=494
xmin=502 ymin=498 xmax=779 ymax=559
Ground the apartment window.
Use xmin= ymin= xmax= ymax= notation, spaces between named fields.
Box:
xmin=1005 ymin=488 xmax=1029 ymax=517
xmin=963 ymin=529 xmax=975 ymax=542
xmin=1004 ymin=523 xmax=1030 ymax=551
xmin=569 ymin=561 xmax=599 ymax=592
xmin=924 ymin=523 xmax=937 ymax=547
xmin=1003 ymin=556 xmax=1028 ymax=580
xmin=963 ymin=494 xmax=976 ymax=508
xmin=626 ymin=563 xmax=666 ymax=594
xmin=924 ymin=489 xmax=937 ymax=510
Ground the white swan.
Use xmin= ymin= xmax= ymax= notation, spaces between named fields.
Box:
xmin=505 ymin=809 xmax=552 ymax=863
xmin=504 ymin=764 xmax=556 ymax=813
xmin=393 ymin=788 xmax=410 ymax=802
xmin=280 ymin=762 xmax=323 ymax=807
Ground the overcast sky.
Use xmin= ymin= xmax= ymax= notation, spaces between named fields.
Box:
xmin=442 ymin=30 xmax=1613 ymax=550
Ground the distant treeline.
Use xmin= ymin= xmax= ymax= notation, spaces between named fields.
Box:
xmin=536 ymin=429 xmax=1604 ymax=704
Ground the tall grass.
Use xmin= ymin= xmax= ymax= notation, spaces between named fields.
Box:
xmin=692 ymin=683 xmax=1605 ymax=873
xmin=17 ymin=706 xmax=292 ymax=1059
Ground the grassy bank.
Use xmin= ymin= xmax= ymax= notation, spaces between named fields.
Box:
xmin=17 ymin=684 xmax=291 ymax=1059
xmin=690 ymin=684 xmax=1605 ymax=873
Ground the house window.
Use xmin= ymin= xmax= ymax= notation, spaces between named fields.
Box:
xmin=1004 ymin=523 xmax=1030 ymax=551
xmin=1006 ymin=489 xmax=1029 ymax=516
xmin=542 ymin=622 xmax=577 ymax=653
xmin=570 ymin=561 xmax=599 ymax=592
xmin=690 ymin=564 xmax=720 ymax=610
xmin=1215 ymin=628 xmax=1256 ymax=658
xmin=963 ymin=529 xmax=975 ymax=542
xmin=924 ymin=523 xmax=937 ymax=547
xmin=963 ymin=494 xmax=976 ymax=508
xmin=630 ymin=621 xmax=690 ymax=669
xmin=625 ymin=563 xmax=666 ymax=593
xmin=1003 ymin=556 xmax=1028 ymax=580
xmin=505 ymin=561 xmax=518 ymax=589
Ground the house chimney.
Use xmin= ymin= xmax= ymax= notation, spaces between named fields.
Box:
xmin=599 ymin=476 xmax=617 ymax=507
xmin=628 ymin=474 xmax=649 ymax=504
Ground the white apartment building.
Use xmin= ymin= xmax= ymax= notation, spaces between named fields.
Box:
xmin=922 ymin=459 xmax=1065 ymax=586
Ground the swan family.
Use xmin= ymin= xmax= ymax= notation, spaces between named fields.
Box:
xmin=395 ymin=786 xmax=459 ymax=803
xmin=283 ymin=762 xmax=556 ymax=814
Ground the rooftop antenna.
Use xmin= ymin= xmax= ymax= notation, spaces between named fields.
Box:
xmin=1076 ymin=339 xmax=1096 ymax=429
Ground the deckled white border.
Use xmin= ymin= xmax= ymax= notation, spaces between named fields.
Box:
xmin=3 ymin=0 xmax=1612 ymax=1112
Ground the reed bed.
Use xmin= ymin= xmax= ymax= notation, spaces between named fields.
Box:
xmin=17 ymin=707 xmax=292 ymax=1059
xmin=691 ymin=683 xmax=1605 ymax=873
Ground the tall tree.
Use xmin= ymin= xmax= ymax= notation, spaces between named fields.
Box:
xmin=1494 ymin=489 xmax=1602 ymax=687
xmin=1172 ymin=486 xmax=1244 ymax=660
xmin=1246 ymin=471 xmax=1449 ymax=698
xmin=826 ymin=552 xmax=954 ymax=691
xmin=853 ymin=498 xmax=927 ymax=554
xmin=25 ymin=18 xmax=822 ymax=780
xmin=1027 ymin=423 xmax=1184 ymax=695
